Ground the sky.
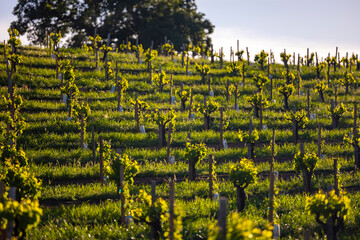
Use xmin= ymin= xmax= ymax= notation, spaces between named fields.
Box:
xmin=1 ymin=0 xmax=359 ymax=61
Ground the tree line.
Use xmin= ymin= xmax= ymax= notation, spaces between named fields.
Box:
xmin=11 ymin=0 xmax=214 ymax=50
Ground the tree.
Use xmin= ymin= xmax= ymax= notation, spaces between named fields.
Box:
xmin=315 ymin=81 xmax=327 ymax=103
xmin=147 ymin=109 xmax=176 ymax=148
xmin=339 ymin=72 xmax=355 ymax=94
xmin=185 ymin=142 xmax=207 ymax=181
xmin=13 ymin=0 xmax=214 ymax=51
xmin=12 ymin=0 xmax=78 ymax=45
xmin=247 ymin=94 xmax=269 ymax=118
xmin=306 ymin=190 xmax=350 ymax=240
xmin=278 ymin=83 xmax=295 ymax=111
xmin=293 ymin=147 xmax=318 ymax=193
xmin=328 ymin=103 xmax=346 ymax=129
xmin=229 ymin=158 xmax=258 ymax=212
xmin=284 ymin=110 xmax=309 ymax=144
xmin=195 ymin=63 xmax=210 ymax=84
xmin=208 ymin=212 xmax=272 ymax=240
xmin=252 ymin=73 xmax=269 ymax=92
xmin=254 ymin=50 xmax=269 ymax=70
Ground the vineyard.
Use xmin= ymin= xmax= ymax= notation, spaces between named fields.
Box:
xmin=1 ymin=30 xmax=360 ymax=239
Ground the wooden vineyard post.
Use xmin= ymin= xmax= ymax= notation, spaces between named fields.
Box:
xmin=317 ymin=123 xmax=321 ymax=158
xmin=80 ymin=111 xmax=85 ymax=149
xmin=0 ymin=182 xmax=6 ymax=240
xmin=180 ymin=82 xmax=185 ymax=111
xmin=331 ymin=99 xmax=336 ymax=129
xmin=246 ymin=47 xmax=250 ymax=65
xmin=99 ymin=136 xmax=104 ymax=185
xmin=333 ymin=158 xmax=339 ymax=196
xmin=354 ymin=103 xmax=359 ymax=169
xmin=292 ymin=108 xmax=297 ymax=144
xmin=220 ymin=47 xmax=223 ymax=69
xmin=151 ymin=180 xmax=156 ymax=205
xmin=166 ymin=122 xmax=172 ymax=162
xmin=220 ymin=108 xmax=224 ymax=147
xmin=226 ymin=79 xmax=230 ymax=102
xmin=169 ymin=179 xmax=175 ymax=240
xmin=303 ymin=231 xmax=312 ymax=240
xmin=188 ymin=89 xmax=193 ymax=120
xmin=92 ymin=126 xmax=96 ymax=162
xmin=269 ymin=129 xmax=276 ymax=224
xmin=186 ymin=52 xmax=189 ymax=75
xmin=218 ymin=197 xmax=228 ymax=240
xmin=6 ymin=187 xmax=16 ymax=240
xmin=293 ymin=52 xmax=296 ymax=65
xmin=209 ymin=154 xmax=214 ymax=200
xmin=170 ymin=81 xmax=173 ymax=105
xmin=297 ymin=54 xmax=300 ymax=72
xmin=120 ymin=164 xmax=126 ymax=224
xmin=135 ymin=92 xmax=139 ymax=132
xmin=334 ymin=47 xmax=338 ymax=72
xmin=150 ymin=180 xmax=158 ymax=240
xmin=307 ymin=48 xmax=310 ymax=66
xmin=234 ymin=84 xmax=238 ymax=111
xmin=270 ymin=75 xmax=273 ymax=100
xmin=203 ymin=96 xmax=208 ymax=130
xmin=208 ymin=74 xmax=212 ymax=95
xmin=248 ymin=118 xmax=254 ymax=159
xmin=300 ymin=142 xmax=311 ymax=193
xmin=334 ymin=86 xmax=338 ymax=106
xmin=259 ymin=94 xmax=263 ymax=130
xmin=307 ymin=88 xmax=310 ymax=119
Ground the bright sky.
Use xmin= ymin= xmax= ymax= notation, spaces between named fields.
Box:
xmin=1 ymin=0 xmax=359 ymax=61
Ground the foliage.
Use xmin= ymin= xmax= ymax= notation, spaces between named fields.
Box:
xmin=254 ymin=50 xmax=269 ymax=69
xmin=88 ymin=35 xmax=102 ymax=52
xmin=280 ymin=52 xmax=291 ymax=66
xmin=49 ymin=31 xmax=61 ymax=49
xmin=147 ymin=109 xmax=176 ymax=131
xmin=115 ymin=76 xmax=129 ymax=103
xmin=281 ymin=71 xmax=295 ymax=83
xmin=73 ymin=101 xmax=91 ymax=131
xmin=238 ymin=129 xmax=259 ymax=144
xmin=162 ymin=43 xmax=174 ymax=56
xmin=184 ymin=142 xmax=207 ymax=166
xmin=312 ymin=63 xmax=326 ymax=77
xmin=195 ymin=63 xmax=210 ymax=78
xmin=7 ymin=28 xmax=22 ymax=48
xmin=235 ymin=50 xmax=244 ymax=61
xmin=196 ymin=99 xmax=219 ymax=118
xmin=0 ymin=196 xmax=43 ymax=237
xmin=315 ymin=81 xmax=327 ymax=93
xmin=306 ymin=190 xmax=350 ymax=225
xmin=252 ymin=73 xmax=269 ymax=91
xmin=339 ymin=72 xmax=356 ymax=89
xmin=284 ymin=110 xmax=309 ymax=129
xmin=129 ymin=99 xmax=150 ymax=125
xmin=132 ymin=189 xmax=182 ymax=239
xmin=175 ymin=87 xmax=190 ymax=103
xmin=226 ymin=62 xmax=242 ymax=76
xmin=1 ymin=89 xmax=26 ymax=142
xmin=208 ymin=211 xmax=272 ymax=240
xmin=0 ymin=162 xmax=42 ymax=200
xmin=247 ymin=94 xmax=269 ymax=110
xmin=108 ymin=153 xmax=139 ymax=199
xmin=293 ymin=151 xmax=318 ymax=174
xmin=328 ymin=103 xmax=347 ymax=120
xmin=278 ymin=83 xmax=295 ymax=98
xmin=144 ymin=49 xmax=158 ymax=63
xmin=60 ymin=60 xmax=79 ymax=101
xmin=229 ymin=158 xmax=258 ymax=188
xmin=152 ymin=70 xmax=170 ymax=91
